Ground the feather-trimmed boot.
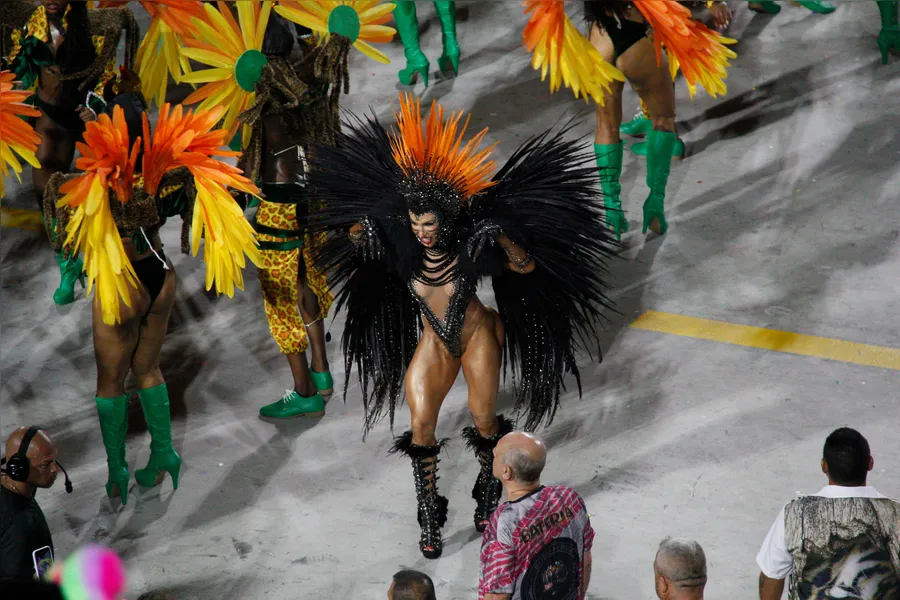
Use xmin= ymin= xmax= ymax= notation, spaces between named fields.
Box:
xmin=878 ymin=0 xmax=900 ymax=64
xmin=595 ymin=142 xmax=628 ymax=240
xmin=434 ymin=0 xmax=460 ymax=76
xmin=643 ymin=130 xmax=678 ymax=236
xmin=95 ymin=395 xmax=131 ymax=505
xmin=462 ymin=415 xmax=514 ymax=533
xmin=390 ymin=431 xmax=449 ymax=559
xmin=134 ymin=384 xmax=182 ymax=489
xmin=393 ymin=1 xmax=430 ymax=86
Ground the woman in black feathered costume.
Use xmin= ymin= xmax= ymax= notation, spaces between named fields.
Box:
xmin=307 ymin=93 xmax=618 ymax=559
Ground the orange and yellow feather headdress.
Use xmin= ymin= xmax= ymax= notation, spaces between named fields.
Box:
xmin=389 ymin=93 xmax=497 ymax=205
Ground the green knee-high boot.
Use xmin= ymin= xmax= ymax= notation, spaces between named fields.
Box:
xmin=878 ymin=0 xmax=900 ymax=63
xmin=134 ymin=384 xmax=182 ymax=489
xmin=594 ymin=142 xmax=628 ymax=240
xmin=95 ymin=395 xmax=131 ymax=505
xmin=433 ymin=0 xmax=460 ymax=75
xmin=643 ymin=130 xmax=678 ymax=235
xmin=393 ymin=1 xmax=430 ymax=86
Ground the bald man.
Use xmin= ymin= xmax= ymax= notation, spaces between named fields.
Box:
xmin=1 ymin=427 xmax=59 ymax=580
xmin=654 ymin=538 xmax=707 ymax=600
xmin=478 ymin=432 xmax=594 ymax=600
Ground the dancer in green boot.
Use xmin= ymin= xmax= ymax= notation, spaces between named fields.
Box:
xmin=392 ymin=0 xmax=460 ymax=87
xmin=594 ymin=142 xmax=628 ymax=240
xmin=642 ymin=130 xmax=678 ymax=235
xmin=586 ymin=1 xmax=693 ymax=238
xmin=877 ymin=0 xmax=900 ymax=63
xmin=134 ymin=384 xmax=181 ymax=489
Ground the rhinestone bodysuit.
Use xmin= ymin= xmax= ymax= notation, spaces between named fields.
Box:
xmin=408 ymin=268 xmax=477 ymax=358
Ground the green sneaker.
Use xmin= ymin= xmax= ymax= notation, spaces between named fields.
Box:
xmin=620 ymin=111 xmax=652 ymax=136
xmin=310 ymin=370 xmax=334 ymax=397
xmin=259 ymin=390 xmax=325 ymax=419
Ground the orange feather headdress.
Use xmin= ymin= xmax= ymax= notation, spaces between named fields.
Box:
xmin=389 ymin=93 xmax=497 ymax=214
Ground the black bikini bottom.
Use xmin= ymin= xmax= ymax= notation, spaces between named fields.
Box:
xmin=590 ymin=13 xmax=649 ymax=61
xmin=132 ymin=251 xmax=168 ymax=313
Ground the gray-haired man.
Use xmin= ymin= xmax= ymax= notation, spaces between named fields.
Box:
xmin=654 ymin=538 xmax=707 ymax=600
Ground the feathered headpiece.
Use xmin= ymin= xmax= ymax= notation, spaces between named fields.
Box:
xmin=133 ymin=0 xmax=206 ymax=107
xmin=56 ymin=103 xmax=262 ymax=325
xmin=0 ymin=71 xmax=42 ymax=199
xmin=179 ymin=0 xmax=274 ymax=144
xmin=388 ymin=93 xmax=497 ymax=219
xmin=275 ymin=0 xmax=398 ymax=64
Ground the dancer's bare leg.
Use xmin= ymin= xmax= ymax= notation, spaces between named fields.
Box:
xmin=460 ymin=308 xmax=504 ymax=437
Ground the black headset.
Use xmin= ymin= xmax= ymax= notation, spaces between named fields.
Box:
xmin=0 ymin=426 xmax=73 ymax=494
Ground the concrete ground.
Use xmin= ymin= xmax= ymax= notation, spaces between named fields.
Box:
xmin=2 ymin=1 xmax=899 ymax=598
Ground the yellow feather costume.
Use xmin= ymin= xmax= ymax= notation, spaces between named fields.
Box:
xmin=53 ymin=104 xmax=262 ymax=325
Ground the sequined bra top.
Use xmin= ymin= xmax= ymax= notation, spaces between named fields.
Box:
xmin=408 ymin=271 xmax=477 ymax=358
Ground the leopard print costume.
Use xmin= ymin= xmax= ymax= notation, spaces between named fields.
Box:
xmin=256 ymin=189 xmax=332 ymax=355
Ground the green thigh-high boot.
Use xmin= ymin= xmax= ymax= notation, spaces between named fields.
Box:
xmin=643 ymin=130 xmax=678 ymax=236
xmin=134 ymin=384 xmax=182 ymax=489
xmin=95 ymin=395 xmax=130 ymax=505
xmin=878 ymin=0 xmax=900 ymax=63
xmin=433 ymin=0 xmax=460 ymax=75
xmin=393 ymin=0 xmax=430 ymax=86
xmin=595 ymin=142 xmax=628 ymax=240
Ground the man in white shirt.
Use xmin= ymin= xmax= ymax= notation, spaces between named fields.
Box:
xmin=756 ymin=427 xmax=900 ymax=600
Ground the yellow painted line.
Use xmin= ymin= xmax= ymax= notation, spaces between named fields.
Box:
xmin=631 ymin=310 xmax=900 ymax=371
xmin=1 ymin=206 xmax=44 ymax=231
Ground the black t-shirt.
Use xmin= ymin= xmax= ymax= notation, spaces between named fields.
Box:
xmin=0 ymin=485 xmax=54 ymax=581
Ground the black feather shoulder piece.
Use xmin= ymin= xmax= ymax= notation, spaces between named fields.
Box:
xmin=471 ymin=121 xmax=621 ymax=430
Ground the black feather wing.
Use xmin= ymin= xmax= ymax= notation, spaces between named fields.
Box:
xmin=307 ymin=113 xmax=422 ymax=437
xmin=471 ymin=124 xmax=620 ymax=430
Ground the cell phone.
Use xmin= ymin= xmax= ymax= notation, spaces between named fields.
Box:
xmin=32 ymin=545 xmax=54 ymax=580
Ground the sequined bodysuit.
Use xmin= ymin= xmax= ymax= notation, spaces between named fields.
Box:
xmin=409 ymin=267 xmax=477 ymax=358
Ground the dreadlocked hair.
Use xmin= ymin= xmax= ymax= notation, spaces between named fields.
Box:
xmin=236 ymin=35 xmax=349 ymax=183
xmin=60 ymin=5 xmax=140 ymax=93
xmin=56 ymin=1 xmax=95 ymax=97
xmin=313 ymin=35 xmax=351 ymax=121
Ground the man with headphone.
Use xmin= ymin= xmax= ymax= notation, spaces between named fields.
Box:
xmin=1 ymin=426 xmax=71 ymax=581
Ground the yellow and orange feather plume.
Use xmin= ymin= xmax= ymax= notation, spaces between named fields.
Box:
xmin=390 ymin=93 xmax=497 ymax=201
xmin=134 ymin=0 xmax=206 ymax=107
xmin=633 ymin=0 xmax=736 ymax=98
xmin=0 ymin=71 xmax=42 ymax=199
xmin=57 ymin=107 xmax=141 ymax=325
xmin=142 ymin=103 xmax=262 ymax=298
xmin=275 ymin=0 xmax=397 ymax=64
xmin=522 ymin=0 xmax=625 ymax=105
